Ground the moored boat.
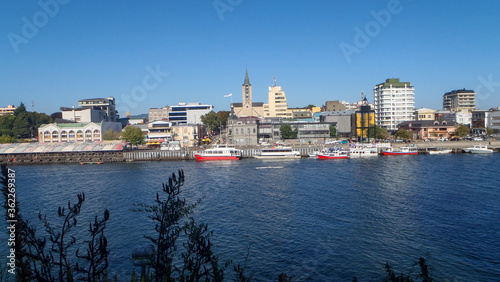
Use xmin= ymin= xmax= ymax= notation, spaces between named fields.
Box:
xmin=349 ymin=145 xmax=378 ymax=157
xmin=382 ymin=146 xmax=418 ymax=156
xmin=254 ymin=146 xmax=301 ymax=159
xmin=464 ymin=145 xmax=493 ymax=154
xmin=317 ymin=148 xmax=349 ymax=159
xmin=428 ymin=148 xmax=452 ymax=155
xmin=195 ymin=144 xmax=242 ymax=161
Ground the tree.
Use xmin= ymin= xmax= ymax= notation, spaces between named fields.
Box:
xmin=103 ymin=129 xmax=120 ymax=140
xmin=122 ymin=126 xmax=145 ymax=146
xmin=200 ymin=111 xmax=230 ymax=134
xmin=306 ymin=104 xmax=316 ymax=110
xmin=13 ymin=102 xmax=27 ymax=116
xmin=486 ymin=127 xmax=494 ymax=137
xmin=280 ymin=124 xmax=297 ymax=139
xmin=329 ymin=125 xmax=337 ymax=138
xmin=373 ymin=126 xmax=390 ymax=140
xmin=395 ymin=128 xmax=412 ymax=140
xmin=454 ymin=124 xmax=469 ymax=137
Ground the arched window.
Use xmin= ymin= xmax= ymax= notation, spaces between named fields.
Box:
xmin=77 ymin=130 xmax=84 ymax=141
xmin=61 ymin=131 xmax=67 ymax=141
xmin=52 ymin=131 xmax=59 ymax=141
xmin=68 ymin=130 xmax=75 ymax=141
xmin=85 ymin=130 xmax=92 ymax=141
xmin=93 ymin=130 xmax=101 ymax=139
xmin=44 ymin=131 xmax=50 ymax=142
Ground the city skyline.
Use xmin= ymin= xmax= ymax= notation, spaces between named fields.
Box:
xmin=2 ymin=1 xmax=500 ymax=116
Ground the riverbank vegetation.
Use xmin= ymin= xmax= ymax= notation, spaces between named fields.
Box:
xmin=1 ymin=164 xmax=435 ymax=281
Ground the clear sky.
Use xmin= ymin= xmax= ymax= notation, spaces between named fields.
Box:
xmin=2 ymin=0 xmax=500 ymax=116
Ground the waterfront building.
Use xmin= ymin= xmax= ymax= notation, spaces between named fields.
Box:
xmin=147 ymin=120 xmax=173 ymax=141
xmin=439 ymin=111 xmax=472 ymax=127
xmin=148 ymin=107 xmax=169 ymax=122
xmin=257 ymin=117 xmax=282 ymax=142
xmin=320 ymin=110 xmax=355 ymax=137
xmin=227 ymin=115 xmax=259 ymax=146
xmin=352 ymin=100 xmax=376 ymax=142
xmin=414 ymin=108 xmax=436 ymax=121
xmin=171 ymin=124 xmax=199 ymax=148
xmin=443 ymin=89 xmax=476 ymax=112
xmin=373 ymin=78 xmax=415 ymax=131
xmin=78 ymin=97 xmax=118 ymax=122
xmin=168 ymin=102 xmax=213 ymax=124
xmin=232 ymin=69 xmax=265 ymax=117
xmin=263 ymin=78 xmax=292 ymax=118
xmin=289 ymin=107 xmax=313 ymax=119
xmin=471 ymin=110 xmax=489 ymax=135
xmin=322 ymin=100 xmax=347 ymax=112
xmin=398 ymin=120 xmax=457 ymax=140
xmin=486 ymin=109 xmax=500 ymax=133
xmin=0 ymin=105 xmax=16 ymax=116
xmin=291 ymin=121 xmax=331 ymax=140
xmin=37 ymin=122 xmax=121 ymax=143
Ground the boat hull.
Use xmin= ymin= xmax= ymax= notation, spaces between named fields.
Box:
xmin=317 ymin=155 xmax=349 ymax=159
xmin=428 ymin=150 xmax=452 ymax=155
xmin=469 ymin=149 xmax=493 ymax=154
xmin=382 ymin=151 xmax=418 ymax=156
xmin=253 ymin=155 xmax=301 ymax=159
xmin=194 ymin=155 xmax=241 ymax=161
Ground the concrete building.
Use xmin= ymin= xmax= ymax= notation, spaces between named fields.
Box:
xmin=37 ymin=122 xmax=121 ymax=143
xmin=443 ymin=89 xmax=476 ymax=112
xmin=172 ymin=124 xmax=199 ymax=148
xmin=78 ymin=97 xmax=118 ymax=122
xmin=415 ymin=108 xmax=436 ymax=121
xmin=147 ymin=120 xmax=173 ymax=141
xmin=232 ymin=69 xmax=265 ymax=117
xmin=263 ymin=78 xmax=292 ymax=118
xmin=289 ymin=107 xmax=313 ymax=119
xmin=0 ymin=105 xmax=16 ymax=116
xmin=320 ymin=110 xmax=355 ymax=137
xmin=61 ymin=107 xmax=108 ymax=123
xmin=149 ymin=107 xmax=169 ymax=122
xmin=322 ymin=100 xmax=347 ymax=112
xmin=487 ymin=110 xmax=500 ymax=133
xmin=398 ymin=120 xmax=457 ymax=140
xmin=257 ymin=117 xmax=282 ymax=142
xmin=168 ymin=102 xmax=213 ymax=124
xmin=227 ymin=115 xmax=259 ymax=146
xmin=471 ymin=110 xmax=489 ymax=134
xmin=373 ymin=78 xmax=415 ymax=131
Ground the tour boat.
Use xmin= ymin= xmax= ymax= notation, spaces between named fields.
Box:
xmin=317 ymin=148 xmax=350 ymax=159
xmin=382 ymin=146 xmax=418 ymax=156
xmin=253 ymin=147 xmax=301 ymax=159
xmin=349 ymin=146 xmax=379 ymax=157
xmin=464 ymin=145 xmax=493 ymax=154
xmin=194 ymin=144 xmax=242 ymax=161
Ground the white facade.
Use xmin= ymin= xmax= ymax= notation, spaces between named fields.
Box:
xmin=456 ymin=112 xmax=472 ymax=126
xmin=264 ymin=85 xmax=292 ymax=118
xmin=62 ymin=108 xmax=107 ymax=123
xmin=487 ymin=110 xmax=500 ymax=131
xmin=373 ymin=78 xmax=415 ymax=131
xmin=38 ymin=123 xmax=103 ymax=143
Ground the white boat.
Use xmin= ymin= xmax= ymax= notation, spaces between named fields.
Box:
xmin=317 ymin=148 xmax=350 ymax=159
xmin=253 ymin=147 xmax=301 ymax=159
xmin=349 ymin=146 xmax=379 ymax=157
xmin=382 ymin=146 xmax=418 ymax=156
xmin=464 ymin=145 xmax=493 ymax=154
xmin=195 ymin=144 xmax=242 ymax=161
xmin=428 ymin=148 xmax=452 ymax=155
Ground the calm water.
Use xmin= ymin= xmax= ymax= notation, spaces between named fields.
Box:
xmin=3 ymin=154 xmax=500 ymax=281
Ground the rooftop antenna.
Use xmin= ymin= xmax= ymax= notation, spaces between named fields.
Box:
xmin=273 ymin=76 xmax=276 ymax=87
xmin=361 ymin=91 xmax=364 ymax=101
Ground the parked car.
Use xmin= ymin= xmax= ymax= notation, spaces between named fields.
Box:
xmin=472 ymin=137 xmax=483 ymax=141
xmin=325 ymin=140 xmax=338 ymax=145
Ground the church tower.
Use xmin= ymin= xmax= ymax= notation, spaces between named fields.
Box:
xmin=241 ymin=68 xmax=253 ymax=113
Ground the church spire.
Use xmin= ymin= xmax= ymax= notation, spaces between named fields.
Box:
xmin=243 ymin=68 xmax=251 ymax=86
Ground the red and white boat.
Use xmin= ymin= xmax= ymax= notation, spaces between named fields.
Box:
xmin=382 ymin=146 xmax=418 ymax=156
xmin=195 ymin=144 xmax=242 ymax=161
xmin=317 ymin=148 xmax=350 ymax=159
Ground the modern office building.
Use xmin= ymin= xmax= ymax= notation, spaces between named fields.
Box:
xmin=373 ymin=78 xmax=415 ymax=131
xmin=263 ymin=78 xmax=292 ymax=118
xmin=443 ymin=89 xmax=476 ymax=112
xmin=168 ymin=102 xmax=213 ymax=124
xmin=320 ymin=110 xmax=355 ymax=137
xmin=353 ymin=101 xmax=376 ymax=142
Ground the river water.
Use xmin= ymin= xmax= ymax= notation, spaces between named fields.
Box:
xmin=3 ymin=154 xmax=500 ymax=281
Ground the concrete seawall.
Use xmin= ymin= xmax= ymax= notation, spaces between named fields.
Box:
xmin=1 ymin=141 xmax=498 ymax=164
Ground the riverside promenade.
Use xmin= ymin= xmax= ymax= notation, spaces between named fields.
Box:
xmin=1 ymin=140 xmax=499 ymax=164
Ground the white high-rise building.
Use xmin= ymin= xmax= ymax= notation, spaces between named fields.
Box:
xmin=373 ymin=78 xmax=415 ymax=131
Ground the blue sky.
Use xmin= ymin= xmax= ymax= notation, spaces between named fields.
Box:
xmin=2 ymin=0 xmax=500 ymax=116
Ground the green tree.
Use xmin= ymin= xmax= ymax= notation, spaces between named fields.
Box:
xmin=375 ymin=126 xmax=390 ymax=140
xmin=0 ymin=135 xmax=15 ymax=143
xmin=12 ymin=112 xmax=30 ymax=138
xmin=329 ymin=125 xmax=337 ymax=138
xmin=13 ymin=102 xmax=27 ymax=116
xmin=280 ymin=124 xmax=297 ymax=139
xmin=103 ymin=129 xmax=120 ymax=140
xmin=395 ymin=128 xmax=412 ymax=140
xmin=306 ymin=104 xmax=316 ymax=110
xmin=0 ymin=115 xmax=15 ymax=137
xmin=121 ymin=126 xmax=145 ymax=146
xmin=454 ymin=124 xmax=469 ymax=137
xmin=200 ymin=111 xmax=230 ymax=134
xmin=486 ymin=127 xmax=494 ymax=137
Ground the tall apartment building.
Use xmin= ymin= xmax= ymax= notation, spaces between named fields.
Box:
xmin=373 ymin=78 xmax=415 ymax=131
xmin=443 ymin=89 xmax=476 ymax=112
xmin=264 ymin=78 xmax=292 ymax=118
